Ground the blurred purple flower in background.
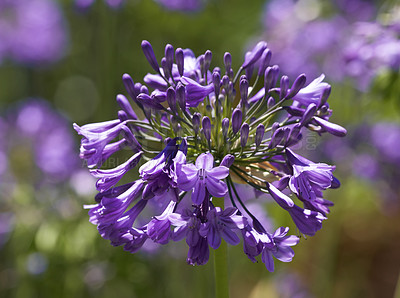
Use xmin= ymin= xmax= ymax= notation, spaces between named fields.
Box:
xmin=2 ymin=99 xmax=80 ymax=184
xmin=0 ymin=0 xmax=68 ymax=66
xmin=261 ymin=0 xmax=400 ymax=90
xmin=74 ymin=0 xmax=125 ymax=10
xmin=154 ymin=0 xmax=205 ymax=12
xmin=321 ymin=121 xmax=400 ymax=213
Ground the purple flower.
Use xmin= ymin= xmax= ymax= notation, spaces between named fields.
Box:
xmin=154 ymin=0 xmax=205 ymax=13
xmin=5 ymin=99 xmax=80 ymax=183
xmin=0 ymin=0 xmax=68 ymax=66
xmin=286 ymin=149 xmax=336 ymax=203
xmin=199 ymin=207 xmax=247 ymax=249
xmin=147 ymin=201 xmax=176 ymax=244
xmin=75 ymin=0 xmax=125 ymax=10
xmin=178 ymin=153 xmax=229 ymax=205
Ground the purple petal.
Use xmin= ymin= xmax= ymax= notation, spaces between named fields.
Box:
xmin=192 ymin=180 xmax=206 ymax=205
xmin=206 ymin=176 xmax=228 ymax=198
xmin=195 ymin=153 xmax=214 ymax=170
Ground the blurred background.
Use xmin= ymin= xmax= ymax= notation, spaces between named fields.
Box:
xmin=0 ymin=0 xmax=399 ymax=297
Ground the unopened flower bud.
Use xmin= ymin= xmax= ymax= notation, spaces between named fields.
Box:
xmin=141 ymin=40 xmax=160 ymax=73
xmin=240 ymin=123 xmax=249 ymax=147
xmin=255 ymin=124 xmax=265 ymax=147
xmin=175 ymin=48 xmax=184 ymax=77
xmin=192 ymin=113 xmax=201 ymax=134
xmin=224 ymin=52 xmax=232 ymax=72
xmin=166 ymin=87 xmax=177 ymax=113
xmin=202 ymin=116 xmax=211 ymax=141
xmin=232 ymin=108 xmax=242 ymax=134
xmin=176 ymin=83 xmax=186 ymax=110
xmin=165 ymin=44 xmax=174 ymax=72
xmin=221 ymin=154 xmax=235 ymax=168
xmin=222 ymin=118 xmax=229 ymax=138
xmin=280 ymin=75 xmax=289 ymax=100
xmin=286 ymin=74 xmax=306 ymax=99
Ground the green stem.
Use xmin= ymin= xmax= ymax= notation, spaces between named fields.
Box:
xmin=213 ymin=198 xmax=229 ymax=298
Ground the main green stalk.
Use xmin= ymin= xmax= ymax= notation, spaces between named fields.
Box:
xmin=213 ymin=198 xmax=229 ymax=298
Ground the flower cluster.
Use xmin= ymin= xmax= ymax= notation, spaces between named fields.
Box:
xmin=261 ymin=0 xmax=400 ymax=91
xmin=75 ymin=40 xmax=346 ymax=270
xmin=0 ymin=0 xmax=68 ymax=66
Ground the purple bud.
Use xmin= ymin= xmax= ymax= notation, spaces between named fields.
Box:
xmin=314 ymin=117 xmax=347 ymax=137
xmin=300 ymin=103 xmax=317 ymax=126
xmin=245 ymin=53 xmax=255 ymax=80
xmin=141 ymin=40 xmax=160 ymax=73
xmin=224 ymin=52 xmax=232 ymax=71
xmin=222 ymin=118 xmax=229 ymax=138
xmin=165 ymin=44 xmax=174 ymax=72
xmin=240 ymin=123 xmax=249 ymax=147
xmin=118 ymin=110 xmax=128 ymax=122
xmin=221 ymin=154 xmax=235 ymax=168
xmin=257 ymin=48 xmax=272 ymax=76
xmin=228 ymin=81 xmax=235 ymax=100
xmin=199 ymin=54 xmax=206 ymax=77
xmin=222 ymin=75 xmax=230 ymax=91
xmin=176 ymin=83 xmax=186 ymax=110
xmin=286 ymin=124 xmax=302 ymax=147
xmin=319 ymin=85 xmax=331 ymax=108
xmin=264 ymin=65 xmax=279 ymax=92
xmin=255 ymin=124 xmax=265 ymax=147
xmin=242 ymin=41 xmax=268 ymax=68
xmin=166 ymin=87 xmax=177 ymax=113
xmin=137 ymin=93 xmax=163 ymax=110
xmin=180 ymin=138 xmax=188 ymax=155
xmin=267 ymin=97 xmax=275 ymax=109
xmin=175 ymin=48 xmax=184 ymax=77
xmin=268 ymin=128 xmax=285 ymax=149
xmin=170 ymin=115 xmax=179 ymax=131
xmin=232 ymin=109 xmax=242 ymax=134
xmin=140 ymin=85 xmax=149 ymax=95
xmin=202 ymin=116 xmax=211 ymax=141
xmin=286 ymin=74 xmax=306 ymax=99
xmin=227 ymin=68 xmax=234 ymax=80
xmin=122 ymin=74 xmax=138 ymax=100
xmin=192 ymin=113 xmax=201 ymax=134
xmin=116 ymin=94 xmax=138 ymax=120
xmin=204 ymin=50 xmax=212 ymax=72
xmin=240 ymin=78 xmax=249 ymax=105
xmin=271 ymin=122 xmax=280 ymax=135
xmin=134 ymin=83 xmax=143 ymax=95
xmin=280 ymin=75 xmax=289 ymax=100
xmin=161 ymin=57 xmax=171 ymax=80
xmin=212 ymin=72 xmax=221 ymax=99
xmin=283 ymin=106 xmax=305 ymax=117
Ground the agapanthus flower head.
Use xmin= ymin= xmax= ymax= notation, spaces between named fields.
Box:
xmin=0 ymin=0 xmax=68 ymax=66
xmin=75 ymin=40 xmax=345 ymax=270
